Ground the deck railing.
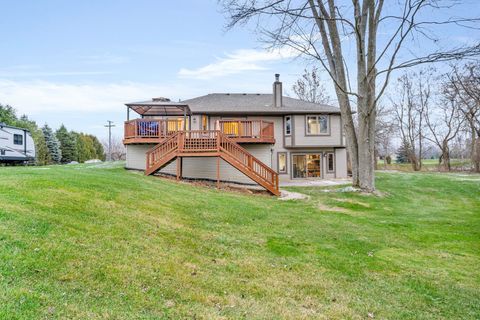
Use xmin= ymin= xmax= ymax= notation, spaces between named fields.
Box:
xmin=124 ymin=119 xmax=186 ymax=141
xmin=216 ymin=120 xmax=274 ymax=142
xmin=124 ymin=118 xmax=275 ymax=144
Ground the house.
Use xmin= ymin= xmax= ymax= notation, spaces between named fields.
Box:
xmin=123 ymin=74 xmax=347 ymax=195
xmin=0 ymin=123 xmax=36 ymax=164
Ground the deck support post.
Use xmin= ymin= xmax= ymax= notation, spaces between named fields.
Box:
xmin=216 ymin=156 xmax=220 ymax=189
xmin=176 ymin=157 xmax=183 ymax=181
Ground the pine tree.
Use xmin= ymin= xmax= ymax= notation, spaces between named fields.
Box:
xmin=396 ymin=139 xmax=412 ymax=164
xmin=56 ymin=124 xmax=77 ymax=163
xmin=42 ymin=124 xmax=62 ymax=164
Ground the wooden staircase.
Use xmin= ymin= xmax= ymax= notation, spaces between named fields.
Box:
xmin=145 ymin=131 xmax=280 ymax=196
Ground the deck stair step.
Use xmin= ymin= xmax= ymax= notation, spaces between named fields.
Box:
xmin=145 ymin=130 xmax=280 ymax=196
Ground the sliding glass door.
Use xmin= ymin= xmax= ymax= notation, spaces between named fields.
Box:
xmin=292 ymin=154 xmax=322 ymax=178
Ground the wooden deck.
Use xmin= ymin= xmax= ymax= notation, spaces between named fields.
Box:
xmin=123 ymin=119 xmax=275 ymax=144
xmin=144 ymin=130 xmax=280 ymax=196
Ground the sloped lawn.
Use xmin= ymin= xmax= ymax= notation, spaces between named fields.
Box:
xmin=0 ymin=163 xmax=479 ymax=319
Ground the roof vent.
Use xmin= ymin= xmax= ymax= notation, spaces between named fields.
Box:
xmin=152 ymin=97 xmax=171 ymax=102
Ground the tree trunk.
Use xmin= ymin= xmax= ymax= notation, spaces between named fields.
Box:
xmin=357 ymin=101 xmax=376 ymax=192
xmin=474 ymin=136 xmax=480 ymax=173
xmin=440 ymin=143 xmax=451 ymax=171
xmin=335 ymin=89 xmax=360 ymax=187
xmin=471 ymin=127 xmax=480 ymax=173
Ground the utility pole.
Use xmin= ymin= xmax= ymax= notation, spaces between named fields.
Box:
xmin=104 ymin=120 xmax=115 ymax=161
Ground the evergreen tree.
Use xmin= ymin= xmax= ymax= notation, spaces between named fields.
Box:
xmin=42 ymin=124 xmax=62 ymax=164
xmin=56 ymin=124 xmax=77 ymax=163
xmin=71 ymin=132 xmax=105 ymax=162
xmin=396 ymin=139 xmax=412 ymax=164
xmin=88 ymin=134 xmax=106 ymax=161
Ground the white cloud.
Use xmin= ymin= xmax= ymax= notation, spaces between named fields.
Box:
xmin=178 ymin=47 xmax=298 ymax=80
xmin=0 ymin=79 xmax=199 ymax=116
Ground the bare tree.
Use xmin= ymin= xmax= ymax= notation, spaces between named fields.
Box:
xmin=391 ymin=70 xmax=433 ymax=171
xmin=424 ymin=96 xmax=464 ymax=171
xmin=221 ymin=0 xmax=480 ymax=191
xmin=101 ymin=136 xmax=126 ymax=161
xmin=292 ymin=67 xmax=331 ymax=104
xmin=375 ymin=105 xmax=396 ymax=168
xmin=447 ymin=63 xmax=480 ymax=172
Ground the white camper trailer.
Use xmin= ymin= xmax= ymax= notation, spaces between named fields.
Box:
xmin=0 ymin=123 xmax=36 ymax=164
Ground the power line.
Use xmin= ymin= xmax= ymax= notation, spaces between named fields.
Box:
xmin=104 ymin=120 xmax=115 ymax=161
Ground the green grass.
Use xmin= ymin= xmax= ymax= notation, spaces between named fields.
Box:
xmin=0 ymin=163 xmax=479 ymax=319
xmin=378 ymin=158 xmax=472 ymax=172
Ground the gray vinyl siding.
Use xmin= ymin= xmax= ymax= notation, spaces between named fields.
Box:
xmin=126 ymin=144 xmax=153 ymax=170
xmin=125 ymin=113 xmax=349 ymax=182
xmin=292 ymin=114 xmax=342 ymax=147
xmin=160 ymin=144 xmax=271 ymax=184
xmin=126 ymin=143 xmax=272 ymax=184
xmin=335 ymin=148 xmax=348 ymax=178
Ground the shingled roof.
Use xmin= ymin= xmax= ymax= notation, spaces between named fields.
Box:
xmin=180 ymin=93 xmax=340 ymax=115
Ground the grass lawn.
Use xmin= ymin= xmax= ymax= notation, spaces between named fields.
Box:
xmin=0 ymin=163 xmax=479 ymax=319
xmin=377 ymin=158 xmax=473 ymax=172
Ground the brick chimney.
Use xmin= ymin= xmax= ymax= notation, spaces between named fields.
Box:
xmin=273 ymin=73 xmax=282 ymax=108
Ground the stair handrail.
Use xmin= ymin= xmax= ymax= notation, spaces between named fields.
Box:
xmin=217 ymin=132 xmax=279 ymax=192
xmin=146 ymin=132 xmax=179 ymax=170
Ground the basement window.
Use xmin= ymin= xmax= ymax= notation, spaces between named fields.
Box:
xmin=13 ymin=134 xmax=23 ymax=145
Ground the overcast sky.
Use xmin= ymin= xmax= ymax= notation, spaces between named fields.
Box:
xmin=0 ymin=0 xmax=478 ymax=140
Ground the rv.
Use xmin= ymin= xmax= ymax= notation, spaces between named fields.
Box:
xmin=0 ymin=123 xmax=36 ymax=164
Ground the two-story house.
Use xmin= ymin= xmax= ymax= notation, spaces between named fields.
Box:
xmin=123 ymin=74 xmax=347 ymax=195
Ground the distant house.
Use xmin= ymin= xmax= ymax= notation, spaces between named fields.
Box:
xmin=123 ymin=74 xmax=347 ymax=195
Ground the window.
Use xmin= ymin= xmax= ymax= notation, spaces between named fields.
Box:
xmin=0 ymin=149 xmax=5 ymax=156
xmin=167 ymin=117 xmax=189 ymax=132
xmin=13 ymin=134 xmax=23 ymax=145
xmin=327 ymin=153 xmax=335 ymax=173
xmin=284 ymin=116 xmax=292 ymax=135
xmin=306 ymin=115 xmax=329 ymax=135
xmin=292 ymin=154 xmax=322 ymax=178
xmin=278 ymin=153 xmax=287 ymax=173
xmin=220 ymin=119 xmax=242 ymax=136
